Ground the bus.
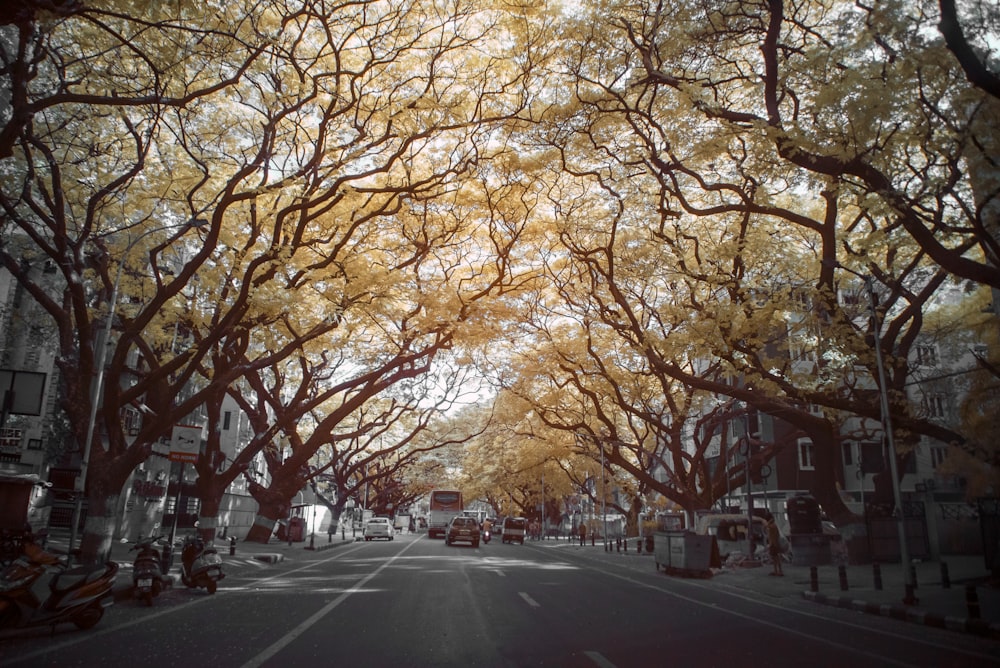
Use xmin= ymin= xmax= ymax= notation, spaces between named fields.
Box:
xmin=427 ymin=490 xmax=463 ymax=539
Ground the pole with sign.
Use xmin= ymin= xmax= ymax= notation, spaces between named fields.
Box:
xmin=162 ymin=425 xmax=202 ymax=572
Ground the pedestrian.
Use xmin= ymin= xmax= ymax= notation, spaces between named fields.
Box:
xmin=579 ymin=522 xmax=587 ymax=546
xmin=766 ymin=514 xmax=783 ymax=576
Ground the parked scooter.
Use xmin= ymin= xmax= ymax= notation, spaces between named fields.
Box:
xmin=180 ymin=533 xmax=224 ymax=594
xmin=127 ymin=535 xmax=167 ymax=606
xmin=0 ymin=538 xmax=118 ymax=632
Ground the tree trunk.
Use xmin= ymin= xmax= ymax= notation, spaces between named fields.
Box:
xmin=196 ymin=492 xmax=222 ymax=546
xmin=245 ymin=512 xmax=280 ymax=543
xmin=78 ymin=490 xmax=123 ymax=567
xmin=244 ymin=481 xmax=292 ymax=543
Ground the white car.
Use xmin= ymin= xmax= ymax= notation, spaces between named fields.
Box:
xmin=364 ymin=517 xmax=395 ymax=541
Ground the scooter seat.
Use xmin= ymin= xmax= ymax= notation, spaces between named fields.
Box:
xmin=49 ymin=564 xmax=113 ymax=592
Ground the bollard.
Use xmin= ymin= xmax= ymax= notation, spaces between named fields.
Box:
xmin=617 ymin=538 xmax=621 ymax=553
xmin=873 ymin=562 xmax=883 ymax=590
xmin=624 ymin=537 xmax=628 ymax=553
xmin=838 ymin=564 xmax=849 ymax=591
xmin=966 ymin=584 xmax=981 ymax=619
xmin=809 ymin=566 xmax=818 ymax=593
xmin=941 ymin=562 xmax=950 ymax=589
xmin=910 ymin=564 xmax=918 ymax=590
xmin=161 ymin=543 xmax=173 ymax=574
xmin=637 ymin=538 xmax=642 ymax=554
xmin=342 ymin=527 xmax=346 ymax=541
xmin=229 ymin=536 xmax=236 ymax=556
xmin=591 ymin=534 xmax=595 ymax=547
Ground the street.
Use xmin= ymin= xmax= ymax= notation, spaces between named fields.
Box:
xmin=2 ymin=533 xmax=998 ymax=667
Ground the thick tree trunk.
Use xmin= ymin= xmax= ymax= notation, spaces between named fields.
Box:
xmin=245 ymin=512 xmax=280 ymax=543
xmin=78 ymin=491 xmax=123 ymax=567
xmin=196 ymin=494 xmax=221 ymax=547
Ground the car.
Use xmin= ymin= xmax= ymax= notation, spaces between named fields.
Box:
xmin=501 ymin=517 xmax=526 ymax=544
xmin=364 ymin=517 xmax=395 ymax=541
xmin=445 ymin=516 xmax=481 ymax=547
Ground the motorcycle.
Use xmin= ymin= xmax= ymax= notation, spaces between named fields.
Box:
xmin=0 ymin=538 xmax=118 ymax=632
xmin=180 ymin=534 xmax=224 ymax=594
xmin=127 ymin=535 xmax=167 ymax=606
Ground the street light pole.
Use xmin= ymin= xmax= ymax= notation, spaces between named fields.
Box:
xmin=68 ymin=218 xmax=207 ymax=561
xmin=862 ymin=274 xmax=916 ymax=605
xmin=600 ymin=443 xmax=607 ymax=549
xmin=830 ymin=262 xmax=915 ymax=605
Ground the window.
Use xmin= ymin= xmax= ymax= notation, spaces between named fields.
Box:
xmin=798 ymin=439 xmax=815 ymax=470
xmin=223 ymin=411 xmax=232 ymax=430
xmin=860 ymin=442 xmax=884 ymax=473
xmin=930 ymin=447 xmax=947 ymax=469
xmin=122 ymin=407 xmax=141 ymax=436
xmin=842 ymin=442 xmax=854 ymax=466
xmin=916 ymin=345 xmax=938 ymax=366
xmin=921 ymin=394 xmax=947 ymax=419
xmin=839 ymin=287 xmax=863 ymax=306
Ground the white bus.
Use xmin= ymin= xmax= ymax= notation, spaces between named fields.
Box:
xmin=427 ymin=490 xmax=463 ymax=539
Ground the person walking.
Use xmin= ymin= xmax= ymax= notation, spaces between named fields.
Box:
xmin=766 ymin=514 xmax=783 ymax=576
xmin=579 ymin=522 xmax=587 ymax=546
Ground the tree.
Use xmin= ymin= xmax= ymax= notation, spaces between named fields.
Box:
xmin=495 ymin=0 xmax=997 ymax=530
xmin=0 ymin=0 xmax=553 ymax=563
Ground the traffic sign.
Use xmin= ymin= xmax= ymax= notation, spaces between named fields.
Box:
xmin=169 ymin=424 xmax=202 ymax=463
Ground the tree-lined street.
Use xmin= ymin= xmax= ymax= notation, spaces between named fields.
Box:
xmin=2 ymin=536 xmax=998 ymax=667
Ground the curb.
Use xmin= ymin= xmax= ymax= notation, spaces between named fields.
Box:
xmin=802 ymin=591 xmax=1000 ymax=640
xmin=252 ymin=553 xmax=285 ymax=564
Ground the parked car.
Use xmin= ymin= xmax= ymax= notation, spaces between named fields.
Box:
xmin=364 ymin=517 xmax=395 ymax=541
xmin=445 ymin=516 xmax=481 ymax=547
xmin=501 ymin=517 xmax=527 ymax=544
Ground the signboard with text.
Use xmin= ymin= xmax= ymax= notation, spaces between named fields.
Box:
xmin=169 ymin=424 xmax=202 ymax=463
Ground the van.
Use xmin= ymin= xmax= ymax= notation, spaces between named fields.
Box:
xmin=696 ymin=513 xmax=775 ymax=559
xmin=501 ymin=517 xmax=526 ymax=544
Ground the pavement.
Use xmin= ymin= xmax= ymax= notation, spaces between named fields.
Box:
xmin=539 ymin=535 xmax=1000 ymax=641
xmin=37 ymin=529 xmax=1000 ymax=641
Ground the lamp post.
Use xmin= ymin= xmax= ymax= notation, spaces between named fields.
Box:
xmin=68 ymin=218 xmax=207 ymax=561
xmin=742 ymin=407 xmax=757 ymax=563
xmin=830 ymin=261 xmax=916 ymax=605
xmin=600 ymin=442 xmax=608 ymax=549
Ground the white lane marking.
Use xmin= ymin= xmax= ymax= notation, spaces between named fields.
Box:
xmin=519 ymin=591 xmax=540 ymax=608
xmin=2 ymin=539 xmax=410 ymax=666
xmin=240 ymin=539 xmax=420 ymax=668
xmin=584 ymin=650 xmax=617 ymax=668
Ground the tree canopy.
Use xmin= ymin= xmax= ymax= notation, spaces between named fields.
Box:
xmin=1 ymin=0 xmax=996 ymax=559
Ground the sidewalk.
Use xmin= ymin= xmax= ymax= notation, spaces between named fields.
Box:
xmin=41 ymin=527 xmax=364 ymax=603
xmin=550 ymin=537 xmax=1000 ymax=641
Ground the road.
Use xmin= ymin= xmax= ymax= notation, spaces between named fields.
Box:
xmin=2 ymin=533 xmax=998 ymax=667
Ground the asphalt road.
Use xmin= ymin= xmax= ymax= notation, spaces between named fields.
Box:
xmin=2 ymin=533 xmax=998 ymax=667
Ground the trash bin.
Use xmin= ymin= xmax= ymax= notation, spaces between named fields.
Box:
xmin=789 ymin=533 xmax=832 ymax=566
xmin=289 ymin=517 xmax=306 ymax=542
xmin=654 ymin=531 xmax=718 ymax=577
xmin=786 ymin=495 xmax=822 ymax=534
